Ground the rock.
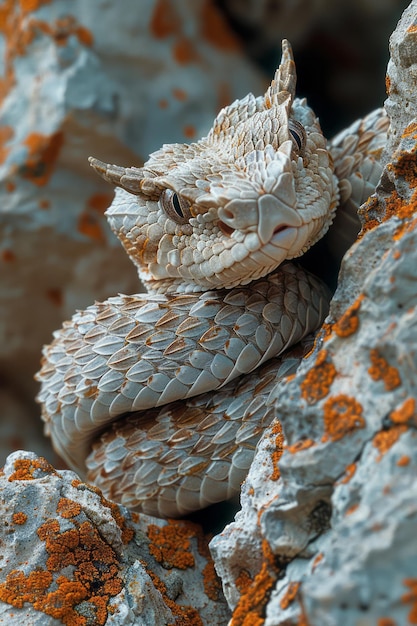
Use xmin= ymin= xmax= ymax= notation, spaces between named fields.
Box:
xmin=0 ymin=451 xmax=230 ymax=625
xmin=210 ymin=2 xmax=417 ymax=624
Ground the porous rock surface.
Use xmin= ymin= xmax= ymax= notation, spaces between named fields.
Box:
xmin=210 ymin=2 xmax=417 ymax=624
xmin=0 ymin=450 xmax=230 ymax=625
xmin=0 ymin=0 xmax=265 ymax=465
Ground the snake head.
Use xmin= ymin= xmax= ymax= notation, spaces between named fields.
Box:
xmin=89 ymin=40 xmax=339 ymax=293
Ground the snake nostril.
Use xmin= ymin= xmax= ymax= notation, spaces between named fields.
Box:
xmin=218 ymin=221 xmax=235 ymax=236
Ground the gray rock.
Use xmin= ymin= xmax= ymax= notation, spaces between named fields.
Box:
xmin=210 ymin=2 xmax=417 ymax=624
xmin=0 ymin=451 xmax=230 ymax=625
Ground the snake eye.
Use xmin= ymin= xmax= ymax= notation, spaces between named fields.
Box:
xmin=160 ymin=189 xmax=192 ymax=224
xmin=288 ymin=120 xmax=306 ymax=155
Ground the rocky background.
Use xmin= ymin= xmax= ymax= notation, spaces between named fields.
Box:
xmin=0 ymin=0 xmax=416 ymax=625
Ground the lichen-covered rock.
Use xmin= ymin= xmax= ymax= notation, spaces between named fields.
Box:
xmin=210 ymin=2 xmax=417 ymax=624
xmin=0 ymin=0 xmax=266 ymax=465
xmin=0 ymin=451 xmax=230 ymax=625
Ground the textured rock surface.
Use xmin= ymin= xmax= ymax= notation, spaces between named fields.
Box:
xmin=0 ymin=450 xmax=230 ymax=625
xmin=0 ymin=0 xmax=265 ymax=465
xmin=210 ymin=2 xmax=417 ymax=624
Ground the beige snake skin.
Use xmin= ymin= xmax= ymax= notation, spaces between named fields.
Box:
xmin=36 ymin=41 xmax=388 ymax=518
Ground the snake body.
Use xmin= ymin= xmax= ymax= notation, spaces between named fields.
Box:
xmin=37 ymin=41 xmax=388 ymax=518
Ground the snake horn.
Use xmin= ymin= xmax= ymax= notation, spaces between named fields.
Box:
xmin=88 ymin=157 xmax=144 ymax=195
xmin=265 ymin=39 xmax=296 ymax=107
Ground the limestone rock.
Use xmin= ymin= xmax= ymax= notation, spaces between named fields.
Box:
xmin=210 ymin=2 xmax=417 ymax=624
xmin=0 ymin=451 xmax=230 ymax=625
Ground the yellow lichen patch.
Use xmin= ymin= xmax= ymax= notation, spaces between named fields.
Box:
xmin=301 ymin=350 xmax=337 ymax=405
xmin=147 ymin=520 xmax=196 ymax=570
xmin=333 ymin=295 xmax=364 ymax=338
xmin=322 ymin=395 xmax=365 ymax=442
xmin=269 ymin=420 xmax=285 ymax=481
xmin=12 ymin=512 xmax=27 ymax=525
xmin=390 ymin=397 xmax=416 ymax=424
xmin=0 ymin=513 xmax=124 ymax=626
xmin=402 ymin=578 xmax=417 ymax=624
xmin=287 ymin=438 xmax=315 ymax=454
xmin=372 ymin=425 xmax=407 ymax=461
xmin=231 ymin=540 xmax=277 ymax=626
xmin=280 ymin=581 xmax=301 ymax=610
xmin=21 ymin=131 xmax=64 ymax=186
xmin=368 ymin=349 xmax=401 ymax=391
xmin=8 ymin=456 xmax=57 ymax=481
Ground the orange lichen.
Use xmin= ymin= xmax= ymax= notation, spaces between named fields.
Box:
xmin=346 ymin=503 xmax=359 ymax=515
xmin=368 ymin=349 xmax=401 ymax=391
xmin=338 ymin=462 xmax=357 ymax=484
xmin=77 ymin=210 xmax=106 ymax=242
xmin=56 ymin=497 xmax=82 ymax=519
xmin=1 ymin=249 xmax=15 ymax=262
xmin=397 ymin=455 xmax=410 ymax=467
xmin=312 ymin=552 xmax=323 ymax=571
xmin=46 ymin=287 xmax=63 ymax=307
xmin=172 ymin=87 xmax=187 ymax=101
xmin=22 ymin=131 xmax=64 ymax=186
xmin=385 ymin=74 xmax=391 ymax=96
xmin=301 ymin=350 xmax=337 ymax=405
xmin=8 ymin=456 xmax=57 ymax=481
xmin=402 ymin=121 xmax=417 ymax=139
xmin=202 ymin=561 xmax=222 ymax=602
xmin=390 ymin=397 xmax=416 ymax=424
xmin=269 ymin=420 xmax=285 ymax=481
xmin=322 ymin=395 xmax=365 ymax=442
xmin=12 ymin=512 xmax=27 ymax=525
xmin=280 ymin=581 xmax=301 ymax=610
xmin=377 ymin=619 xmax=397 ymax=626
xmin=147 ymin=567 xmax=204 ymax=625
xmin=0 ymin=125 xmax=13 ymax=163
xmin=87 ymin=193 xmax=113 ymax=214
xmin=150 ymin=0 xmax=181 ymax=38
xmin=0 ymin=508 xmax=124 ymax=626
xmin=235 ymin=569 xmax=253 ymax=594
xmin=147 ymin=520 xmax=196 ymax=570
xmin=173 ymin=37 xmax=200 ymax=64
xmin=287 ymin=438 xmax=315 ymax=454
xmin=402 ymin=578 xmax=417 ymax=624
xmin=183 ymin=124 xmax=196 ymax=138
xmin=231 ymin=540 xmax=277 ymax=626
xmin=200 ymin=0 xmax=241 ymax=51
xmin=372 ymin=425 xmax=407 ymax=461
xmin=333 ymin=295 xmax=364 ymax=338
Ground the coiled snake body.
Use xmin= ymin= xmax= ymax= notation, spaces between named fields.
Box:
xmin=37 ymin=41 xmax=388 ymax=518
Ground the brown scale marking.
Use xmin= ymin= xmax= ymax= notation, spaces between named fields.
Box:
xmin=402 ymin=578 xmax=417 ymax=624
xmin=300 ymin=349 xmax=337 ymax=405
xmin=322 ymin=395 xmax=365 ymax=442
xmin=368 ymin=349 xmax=401 ymax=391
xmin=333 ymin=294 xmax=364 ymax=338
xmin=373 ymin=425 xmax=407 ymax=461
xmin=280 ymin=581 xmax=301 ymax=610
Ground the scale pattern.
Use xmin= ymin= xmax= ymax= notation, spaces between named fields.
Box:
xmin=37 ymin=41 xmax=389 ymax=517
